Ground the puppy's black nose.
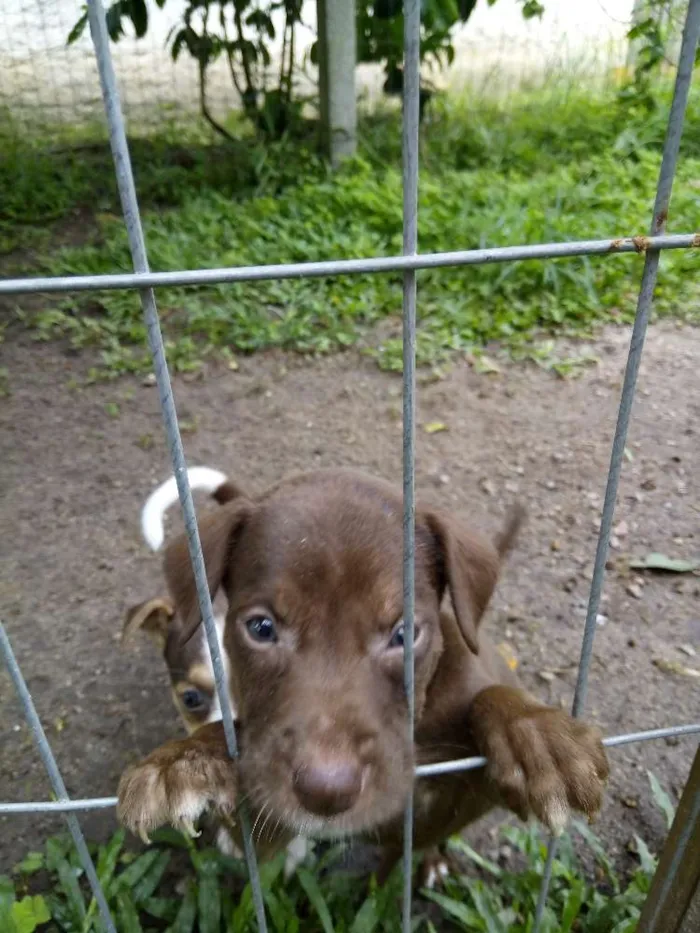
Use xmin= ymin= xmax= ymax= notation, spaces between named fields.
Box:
xmin=293 ymin=756 xmax=362 ymax=816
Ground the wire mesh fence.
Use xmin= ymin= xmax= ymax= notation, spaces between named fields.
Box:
xmin=1 ymin=0 xmax=700 ymax=931
xmin=0 ymin=0 xmax=637 ymax=140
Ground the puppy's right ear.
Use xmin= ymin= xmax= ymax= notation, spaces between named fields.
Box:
xmin=122 ymin=598 xmax=175 ymax=648
xmin=162 ymin=499 xmax=252 ymax=640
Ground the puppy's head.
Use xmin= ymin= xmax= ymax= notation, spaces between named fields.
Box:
xmin=123 ymin=597 xmax=228 ymax=734
xmin=163 ymin=469 xmax=516 ymax=838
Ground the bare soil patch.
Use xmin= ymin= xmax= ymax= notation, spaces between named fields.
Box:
xmin=1 ymin=323 xmax=698 ymax=872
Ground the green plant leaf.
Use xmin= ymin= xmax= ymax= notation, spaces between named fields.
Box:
xmin=297 ymin=867 xmax=335 ymax=933
xmin=349 ymin=893 xmax=380 ymax=933
xmin=132 ymin=850 xmax=171 ymax=903
xmin=13 ymin=854 xmax=45 ymax=876
xmin=647 ymin=771 xmax=676 ymax=829
xmin=11 ymin=895 xmax=51 ymax=933
xmin=67 ymin=11 xmax=88 ymax=45
xmin=633 ymin=835 xmax=657 ymax=876
xmin=449 ymin=837 xmax=502 ymax=876
xmin=422 ymin=890 xmax=482 ymax=927
xmin=143 ymin=896 xmax=178 ymax=921
xmin=197 ymin=871 xmax=221 ymax=933
xmin=560 ymin=879 xmax=585 ymax=932
xmin=116 ymin=849 xmax=163 ymax=892
xmin=116 ymin=890 xmax=143 ymax=933
xmin=572 ymin=820 xmax=619 ymax=892
xmin=55 ymin=856 xmax=87 ymax=926
xmin=168 ymin=880 xmax=197 ymax=933
xmin=628 ymin=553 xmax=700 ymax=573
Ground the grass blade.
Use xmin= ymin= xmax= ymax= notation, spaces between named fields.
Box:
xmin=168 ymin=880 xmax=197 ymax=933
xmin=132 ymin=850 xmax=171 ymax=903
xmin=297 ymin=867 xmax=335 ymax=933
xmin=116 ymin=849 xmax=162 ymax=891
xmin=647 ymin=771 xmax=676 ymax=829
xmin=349 ymin=894 xmax=380 ymax=933
xmin=449 ymin=837 xmax=503 ymax=877
xmin=422 ymin=890 xmax=482 ymax=928
xmin=116 ymin=891 xmax=143 ymax=933
xmin=197 ymin=871 xmax=221 ymax=933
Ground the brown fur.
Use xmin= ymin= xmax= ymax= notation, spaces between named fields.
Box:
xmin=117 ymin=468 xmax=608 ymax=880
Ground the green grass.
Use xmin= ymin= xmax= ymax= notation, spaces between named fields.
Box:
xmin=0 ymin=809 xmax=668 ymax=933
xmin=2 ymin=80 xmax=699 ymax=378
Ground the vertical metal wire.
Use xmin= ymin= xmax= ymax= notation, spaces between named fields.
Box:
xmin=84 ymin=3 xmax=268 ymax=930
xmin=533 ymin=1 xmax=700 ymax=927
xmin=0 ymin=623 xmax=116 ymax=933
xmin=401 ymin=1 xmax=421 ymax=930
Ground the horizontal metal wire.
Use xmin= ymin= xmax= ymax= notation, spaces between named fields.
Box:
xmin=0 ymin=623 xmax=116 ymax=933
xmin=0 ymin=797 xmax=120 ymax=814
xmin=2 ymin=723 xmax=697 ymax=815
xmin=416 ymin=723 xmax=700 ymax=778
xmin=0 ymin=233 xmax=698 ymax=297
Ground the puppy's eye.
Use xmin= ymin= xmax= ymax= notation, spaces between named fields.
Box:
xmin=181 ymin=688 xmax=207 ymax=711
xmin=387 ymin=621 xmax=420 ymax=649
xmin=245 ymin=615 xmax=278 ymax=644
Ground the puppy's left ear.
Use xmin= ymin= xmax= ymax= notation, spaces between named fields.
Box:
xmin=162 ymin=498 xmax=253 ymax=642
xmin=423 ymin=506 xmax=525 ymax=655
xmin=122 ymin=598 xmax=175 ymax=648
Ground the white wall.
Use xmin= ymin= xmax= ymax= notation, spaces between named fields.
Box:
xmin=0 ymin=1 xmax=638 ymax=126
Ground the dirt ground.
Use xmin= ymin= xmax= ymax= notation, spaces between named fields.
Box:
xmin=1 ymin=323 xmax=698 ymax=875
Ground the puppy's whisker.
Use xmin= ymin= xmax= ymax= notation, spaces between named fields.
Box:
xmin=269 ymin=814 xmax=284 ymax=843
xmin=251 ymin=802 xmax=268 ymax=840
xmin=258 ymin=806 xmax=276 ymax=843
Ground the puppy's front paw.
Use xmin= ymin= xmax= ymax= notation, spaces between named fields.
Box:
xmin=117 ymin=723 xmax=237 ymax=843
xmin=470 ymin=686 xmax=609 ymax=835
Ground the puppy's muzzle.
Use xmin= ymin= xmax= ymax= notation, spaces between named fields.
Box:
xmin=293 ymin=754 xmax=363 ymax=817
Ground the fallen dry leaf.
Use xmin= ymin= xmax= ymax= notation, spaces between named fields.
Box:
xmin=496 ymin=642 xmax=518 ymax=671
xmin=652 ymin=658 xmax=700 ymax=678
xmin=472 ymin=354 xmax=502 ymax=375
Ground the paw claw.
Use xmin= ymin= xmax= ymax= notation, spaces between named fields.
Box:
xmin=179 ymin=818 xmax=201 ymax=839
xmin=473 ymin=689 xmax=609 ymax=834
xmin=116 ymin=727 xmax=238 ymax=844
xmin=543 ymin=796 xmax=570 ymax=837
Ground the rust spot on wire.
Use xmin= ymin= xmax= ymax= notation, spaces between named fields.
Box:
xmin=655 ymin=208 xmax=668 ymax=231
xmin=692 ymin=232 xmax=700 ymax=247
xmin=610 ymin=238 xmax=624 ymax=250
xmin=632 ymin=236 xmax=651 ymax=253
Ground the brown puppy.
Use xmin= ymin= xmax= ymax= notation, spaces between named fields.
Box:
xmin=117 ymin=469 xmax=608 ymax=881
